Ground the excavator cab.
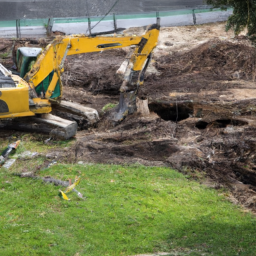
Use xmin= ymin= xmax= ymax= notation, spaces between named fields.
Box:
xmin=16 ymin=47 xmax=42 ymax=78
xmin=17 ymin=47 xmax=61 ymax=99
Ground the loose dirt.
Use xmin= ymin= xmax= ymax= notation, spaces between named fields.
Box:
xmin=2 ymin=22 xmax=256 ymax=212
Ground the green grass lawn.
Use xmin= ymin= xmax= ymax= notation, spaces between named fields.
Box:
xmin=1 ymin=161 xmax=256 ymax=256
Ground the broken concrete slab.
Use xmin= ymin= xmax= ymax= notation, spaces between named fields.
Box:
xmin=2 ymin=158 xmax=16 ymax=169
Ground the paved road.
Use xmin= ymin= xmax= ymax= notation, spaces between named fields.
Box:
xmin=0 ymin=0 xmax=205 ymax=21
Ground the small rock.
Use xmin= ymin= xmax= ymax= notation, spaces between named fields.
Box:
xmin=46 ymin=152 xmax=61 ymax=159
xmin=20 ymin=172 xmax=34 ymax=177
xmin=44 ymin=138 xmax=51 ymax=144
xmin=232 ymin=71 xmax=240 ymax=79
xmin=46 ymin=153 xmax=55 ymax=159
xmin=164 ymin=41 xmax=173 ymax=46
xmin=47 ymin=161 xmax=57 ymax=168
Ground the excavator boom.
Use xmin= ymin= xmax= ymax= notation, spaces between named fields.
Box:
xmin=24 ymin=24 xmax=159 ymax=101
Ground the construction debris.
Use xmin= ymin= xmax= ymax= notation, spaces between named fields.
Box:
xmin=2 ymin=159 xmax=16 ymax=169
xmin=16 ymin=172 xmax=84 ymax=200
xmin=15 ymin=151 xmax=38 ymax=159
xmin=0 ymin=140 xmax=20 ymax=168
xmin=59 ymin=190 xmax=70 ymax=200
xmin=58 ymin=176 xmax=82 ymax=200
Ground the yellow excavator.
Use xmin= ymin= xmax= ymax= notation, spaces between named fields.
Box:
xmin=0 ymin=24 xmax=159 ymax=139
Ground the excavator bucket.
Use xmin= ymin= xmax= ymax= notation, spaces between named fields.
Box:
xmin=112 ymin=91 xmax=137 ymax=122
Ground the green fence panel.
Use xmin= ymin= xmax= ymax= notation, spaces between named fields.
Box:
xmin=0 ymin=8 xmax=233 ymax=28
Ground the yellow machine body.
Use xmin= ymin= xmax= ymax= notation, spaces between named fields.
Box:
xmin=0 ymin=82 xmax=34 ymax=118
xmin=0 ymin=74 xmax=51 ymax=118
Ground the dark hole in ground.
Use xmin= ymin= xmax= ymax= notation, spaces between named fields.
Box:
xmin=149 ymin=103 xmax=193 ymax=121
xmin=195 ymin=121 xmax=208 ymax=129
xmin=196 ymin=119 xmax=248 ymax=129
xmin=235 ymin=170 xmax=256 ymax=186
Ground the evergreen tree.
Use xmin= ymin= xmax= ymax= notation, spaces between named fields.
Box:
xmin=206 ymin=0 xmax=256 ymax=39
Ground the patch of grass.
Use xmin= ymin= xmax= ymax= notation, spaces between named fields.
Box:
xmin=0 ymin=52 xmax=10 ymax=59
xmin=1 ymin=163 xmax=256 ymax=256
xmin=0 ymin=133 xmax=74 ymax=155
xmin=181 ymin=167 xmax=206 ymax=181
xmin=0 ymin=133 xmax=75 ymax=173
xmin=102 ymin=103 xmax=117 ymax=112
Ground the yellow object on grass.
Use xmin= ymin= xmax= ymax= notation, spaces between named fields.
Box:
xmin=64 ymin=177 xmax=81 ymax=194
xmin=59 ymin=190 xmax=70 ymax=201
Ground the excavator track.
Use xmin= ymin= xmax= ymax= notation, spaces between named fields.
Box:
xmin=0 ymin=114 xmax=78 ymax=140
xmin=51 ymin=100 xmax=99 ymax=130
xmin=0 ymin=101 xmax=99 ymax=139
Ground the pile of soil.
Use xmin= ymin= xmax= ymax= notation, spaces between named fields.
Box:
xmin=148 ymin=39 xmax=256 ymax=97
xmin=62 ymin=49 xmax=126 ymax=93
xmin=61 ymin=49 xmax=127 ymax=111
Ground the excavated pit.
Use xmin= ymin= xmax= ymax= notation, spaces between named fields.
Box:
xmin=149 ymin=102 xmax=193 ymax=122
xmin=195 ymin=119 xmax=248 ymax=129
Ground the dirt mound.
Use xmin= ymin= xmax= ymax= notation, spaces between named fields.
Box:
xmin=70 ymin=113 xmax=178 ymax=165
xmin=145 ymin=39 xmax=256 ymax=100
xmin=159 ymin=39 xmax=256 ymax=81
xmin=62 ymin=49 xmax=126 ymax=94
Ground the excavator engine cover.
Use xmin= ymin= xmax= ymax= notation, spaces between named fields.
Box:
xmin=0 ymin=64 xmax=35 ymax=118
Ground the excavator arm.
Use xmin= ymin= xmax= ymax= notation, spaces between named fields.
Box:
xmin=23 ymin=24 xmax=159 ymax=102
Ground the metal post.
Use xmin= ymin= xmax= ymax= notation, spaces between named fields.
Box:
xmin=46 ymin=17 xmax=53 ymax=36
xmin=16 ymin=19 xmax=21 ymax=38
xmin=113 ymin=13 xmax=117 ymax=32
xmin=88 ymin=18 xmax=92 ymax=36
xmin=192 ymin=9 xmax=196 ymax=25
xmin=156 ymin=11 xmax=160 ymax=26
